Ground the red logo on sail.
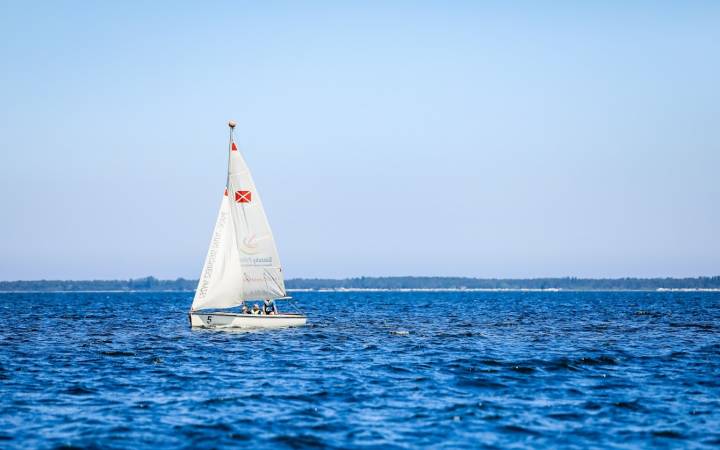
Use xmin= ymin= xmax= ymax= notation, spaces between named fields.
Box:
xmin=231 ymin=142 xmax=238 ymax=151
xmin=235 ymin=190 xmax=251 ymax=203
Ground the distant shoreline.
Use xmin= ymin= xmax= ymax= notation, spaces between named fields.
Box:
xmin=2 ymin=288 xmax=719 ymax=294
xmin=1 ymin=276 xmax=719 ymax=292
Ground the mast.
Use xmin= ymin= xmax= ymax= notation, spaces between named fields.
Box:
xmin=227 ymin=120 xmax=236 ymax=190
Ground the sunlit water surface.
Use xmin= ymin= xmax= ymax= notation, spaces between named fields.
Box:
xmin=1 ymin=291 xmax=719 ymax=449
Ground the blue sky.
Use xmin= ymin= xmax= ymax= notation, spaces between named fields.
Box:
xmin=1 ymin=1 xmax=718 ymax=280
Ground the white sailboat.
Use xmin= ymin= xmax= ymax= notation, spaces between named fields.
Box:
xmin=189 ymin=121 xmax=307 ymax=329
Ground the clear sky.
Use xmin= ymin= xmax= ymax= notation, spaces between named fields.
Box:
xmin=1 ymin=1 xmax=718 ymax=280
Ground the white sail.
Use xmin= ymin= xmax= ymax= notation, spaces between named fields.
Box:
xmin=191 ymin=131 xmax=286 ymax=312
xmin=191 ymin=195 xmax=245 ymax=310
xmin=227 ymin=139 xmax=286 ymax=300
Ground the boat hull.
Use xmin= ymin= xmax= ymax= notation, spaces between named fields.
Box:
xmin=189 ymin=312 xmax=307 ymax=329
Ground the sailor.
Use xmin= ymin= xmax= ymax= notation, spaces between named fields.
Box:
xmin=241 ymin=302 xmax=249 ymax=314
xmin=251 ymin=304 xmax=261 ymax=315
xmin=263 ymin=299 xmax=277 ymax=315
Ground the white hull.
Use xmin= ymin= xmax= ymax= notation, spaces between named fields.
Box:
xmin=190 ymin=312 xmax=307 ymax=329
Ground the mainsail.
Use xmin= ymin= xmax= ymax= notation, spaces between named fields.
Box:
xmin=191 ymin=125 xmax=286 ymax=311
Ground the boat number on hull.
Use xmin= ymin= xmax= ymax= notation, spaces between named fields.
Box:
xmin=207 ymin=315 xmax=212 ymax=323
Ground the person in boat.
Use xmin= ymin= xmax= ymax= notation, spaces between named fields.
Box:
xmin=241 ymin=302 xmax=249 ymax=314
xmin=251 ymin=304 xmax=261 ymax=315
xmin=263 ymin=299 xmax=278 ymax=315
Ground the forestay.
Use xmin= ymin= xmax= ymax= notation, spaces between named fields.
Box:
xmin=191 ymin=132 xmax=286 ymax=311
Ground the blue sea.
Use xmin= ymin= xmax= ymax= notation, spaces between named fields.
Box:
xmin=1 ymin=291 xmax=719 ymax=449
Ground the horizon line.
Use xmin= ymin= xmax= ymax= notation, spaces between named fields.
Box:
xmin=2 ymin=275 xmax=720 ymax=282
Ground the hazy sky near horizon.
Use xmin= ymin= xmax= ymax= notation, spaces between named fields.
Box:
xmin=1 ymin=1 xmax=719 ymax=280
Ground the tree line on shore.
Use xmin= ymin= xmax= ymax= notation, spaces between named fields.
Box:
xmin=1 ymin=276 xmax=719 ymax=291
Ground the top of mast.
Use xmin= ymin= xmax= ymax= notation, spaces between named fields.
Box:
xmin=228 ymin=120 xmax=237 ymax=141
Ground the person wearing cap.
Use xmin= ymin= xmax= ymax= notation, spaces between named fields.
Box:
xmin=251 ymin=304 xmax=261 ymax=315
xmin=240 ymin=302 xmax=249 ymax=314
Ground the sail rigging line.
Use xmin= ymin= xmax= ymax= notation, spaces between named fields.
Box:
xmin=287 ymin=298 xmax=305 ymax=315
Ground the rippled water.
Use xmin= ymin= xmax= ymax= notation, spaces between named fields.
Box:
xmin=1 ymin=291 xmax=719 ymax=448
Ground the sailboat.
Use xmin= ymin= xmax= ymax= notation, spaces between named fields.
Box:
xmin=189 ymin=121 xmax=307 ymax=329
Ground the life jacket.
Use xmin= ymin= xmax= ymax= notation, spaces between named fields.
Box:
xmin=263 ymin=301 xmax=274 ymax=314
